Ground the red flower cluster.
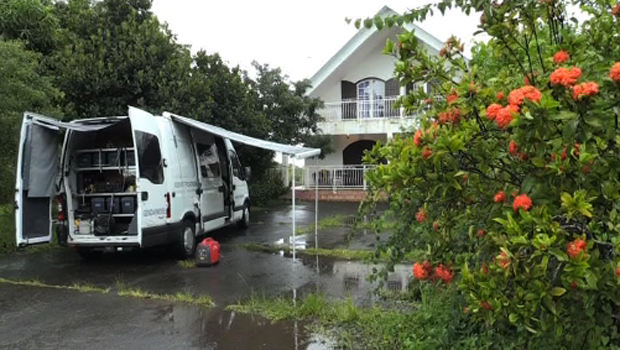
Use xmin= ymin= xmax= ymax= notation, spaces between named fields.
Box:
xmin=416 ymin=208 xmax=428 ymax=222
xmin=550 ymin=67 xmax=582 ymax=86
xmin=477 ymin=229 xmax=485 ymax=238
xmin=447 ymin=91 xmax=459 ymax=104
xmin=486 ymin=103 xmax=502 ymax=121
xmin=438 ymin=108 xmax=461 ymax=124
xmin=480 ymin=301 xmax=493 ymax=311
xmin=482 ymin=263 xmax=489 ymax=275
xmin=616 ymin=266 xmax=620 ymax=278
xmin=497 ymin=251 xmax=510 ymax=269
xmin=497 ymin=91 xmax=504 ymax=100
xmin=414 ymin=129 xmax=423 ymax=146
xmin=422 ymin=147 xmax=433 ymax=159
xmin=567 ymin=239 xmax=587 ymax=259
xmin=496 ymin=104 xmax=520 ymax=129
xmin=433 ymin=221 xmax=440 ymax=231
xmin=433 ymin=264 xmax=454 ymax=284
xmin=574 ymin=143 xmax=580 ymax=157
xmin=513 ymin=194 xmax=532 ymax=212
xmin=612 ymin=4 xmax=620 ymax=16
xmin=494 ymin=191 xmax=506 ymax=203
xmin=572 ymin=82 xmax=599 ymax=100
xmin=508 ymin=140 xmax=518 ymax=155
xmin=508 ymin=86 xmax=542 ymax=106
xmin=610 ymin=63 xmax=620 ymax=82
xmin=553 ymin=50 xmax=570 ymax=64
xmin=413 ymin=262 xmax=430 ymax=280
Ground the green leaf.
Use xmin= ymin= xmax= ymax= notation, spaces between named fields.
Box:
xmin=509 ymin=313 xmax=518 ymax=323
xmin=584 ymin=114 xmax=602 ymax=128
xmin=531 ymin=157 xmax=545 ymax=168
xmin=550 ymin=111 xmax=577 ymax=121
xmin=550 ymin=287 xmax=566 ymax=297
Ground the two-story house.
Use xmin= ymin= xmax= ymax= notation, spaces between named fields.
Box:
xmin=298 ymin=6 xmax=443 ymax=199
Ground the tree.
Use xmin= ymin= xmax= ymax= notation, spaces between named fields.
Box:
xmin=360 ymin=0 xmax=620 ymax=347
xmin=0 ymin=0 xmax=59 ymax=54
xmin=50 ymin=0 xmax=191 ymax=118
xmin=0 ymin=40 xmax=60 ymax=204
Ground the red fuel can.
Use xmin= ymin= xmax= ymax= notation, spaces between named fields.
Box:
xmin=195 ymin=238 xmax=220 ymax=267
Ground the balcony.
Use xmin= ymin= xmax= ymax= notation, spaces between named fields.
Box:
xmin=316 ymin=97 xmax=417 ymax=136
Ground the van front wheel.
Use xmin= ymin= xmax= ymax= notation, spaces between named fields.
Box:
xmin=175 ymin=220 xmax=196 ymax=259
xmin=237 ymin=203 xmax=250 ymax=229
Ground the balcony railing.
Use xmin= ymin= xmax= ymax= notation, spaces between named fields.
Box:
xmin=318 ymin=97 xmax=402 ymax=122
xmin=303 ymin=165 xmax=377 ymax=190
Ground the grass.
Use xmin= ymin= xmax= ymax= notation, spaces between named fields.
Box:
xmin=238 ymin=243 xmax=418 ymax=263
xmin=295 ymin=214 xmax=351 ymax=235
xmin=0 ymin=277 xmax=214 ymax=307
xmin=115 ymin=280 xmax=214 ymax=307
xmin=177 ymin=260 xmax=196 ymax=269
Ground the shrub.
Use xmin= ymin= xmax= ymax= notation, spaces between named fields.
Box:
xmin=248 ymin=169 xmax=287 ymax=207
xmin=361 ymin=0 xmax=620 ymax=346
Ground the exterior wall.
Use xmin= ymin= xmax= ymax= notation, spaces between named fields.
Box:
xmin=341 ymin=39 xmax=397 ymax=84
xmin=284 ymin=189 xmax=387 ymax=202
xmin=317 ymin=117 xmax=417 ymax=136
xmin=318 ymin=133 xmax=387 ymax=166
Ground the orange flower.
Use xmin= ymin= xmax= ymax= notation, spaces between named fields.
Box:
xmin=497 ymin=91 xmax=504 ymax=100
xmin=616 ymin=266 xmax=620 ymax=278
xmin=447 ymin=91 xmax=459 ymax=104
xmin=416 ymin=208 xmax=428 ymax=222
xmin=422 ymin=147 xmax=433 ymax=159
xmin=508 ymin=86 xmax=542 ymax=106
xmin=553 ymin=50 xmax=570 ymax=64
xmin=497 ymin=251 xmax=511 ymax=269
xmin=572 ymin=82 xmax=599 ymax=100
xmin=610 ymin=63 xmax=620 ymax=82
xmin=612 ymin=4 xmax=620 ymax=16
xmin=414 ymin=129 xmax=423 ymax=147
xmin=550 ymin=67 xmax=582 ymax=86
xmin=477 ymin=229 xmax=485 ymax=238
xmin=433 ymin=221 xmax=440 ymax=231
xmin=574 ymin=143 xmax=580 ymax=157
xmin=496 ymin=105 xmax=520 ymax=129
xmin=437 ymin=108 xmax=461 ymax=124
xmin=494 ymin=191 xmax=506 ymax=203
xmin=508 ymin=140 xmax=518 ymax=155
xmin=482 ymin=264 xmax=489 ymax=275
xmin=413 ymin=262 xmax=429 ymax=280
xmin=425 ymin=98 xmax=433 ymax=104
xmin=433 ymin=264 xmax=454 ymax=284
xmin=486 ymin=103 xmax=502 ymax=121
xmin=567 ymin=239 xmax=587 ymax=259
xmin=513 ymin=194 xmax=532 ymax=212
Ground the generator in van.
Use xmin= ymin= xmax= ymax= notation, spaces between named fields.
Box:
xmin=15 ymin=107 xmax=254 ymax=259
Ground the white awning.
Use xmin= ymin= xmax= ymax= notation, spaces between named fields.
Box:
xmin=164 ymin=112 xmax=321 ymax=159
xmin=26 ymin=112 xmax=122 ymax=132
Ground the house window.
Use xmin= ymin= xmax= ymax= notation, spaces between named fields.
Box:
xmin=357 ymin=79 xmax=385 ymax=118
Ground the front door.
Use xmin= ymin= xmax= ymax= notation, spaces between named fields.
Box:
xmin=15 ymin=113 xmax=61 ymax=246
xmin=194 ymin=134 xmax=226 ymax=231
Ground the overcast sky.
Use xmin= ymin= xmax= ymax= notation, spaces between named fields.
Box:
xmin=151 ymin=0 xmax=486 ymax=82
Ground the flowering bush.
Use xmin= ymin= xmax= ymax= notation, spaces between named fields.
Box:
xmin=359 ymin=0 xmax=620 ymax=346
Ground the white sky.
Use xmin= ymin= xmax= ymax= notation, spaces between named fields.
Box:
xmin=151 ymin=0 xmax=487 ymax=82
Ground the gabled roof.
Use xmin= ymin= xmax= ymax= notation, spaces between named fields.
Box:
xmin=307 ymin=5 xmax=443 ymax=96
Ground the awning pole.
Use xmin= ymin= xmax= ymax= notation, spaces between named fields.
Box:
xmin=292 ymin=156 xmax=296 ymax=260
xmin=314 ymin=157 xmax=319 ymax=250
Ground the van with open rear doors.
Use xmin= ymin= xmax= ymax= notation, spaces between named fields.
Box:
xmin=15 ymin=107 xmax=251 ymax=259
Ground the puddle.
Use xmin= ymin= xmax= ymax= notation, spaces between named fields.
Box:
xmin=157 ymin=304 xmax=336 ymax=349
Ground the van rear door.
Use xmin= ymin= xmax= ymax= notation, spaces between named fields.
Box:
xmin=15 ymin=113 xmax=62 ymax=246
xmin=128 ymin=107 xmax=168 ymax=244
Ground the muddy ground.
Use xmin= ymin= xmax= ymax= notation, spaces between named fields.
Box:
xmin=0 ymin=202 xmax=409 ymax=350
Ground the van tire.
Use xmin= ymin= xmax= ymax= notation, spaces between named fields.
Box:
xmin=237 ymin=202 xmax=250 ymax=229
xmin=77 ymin=248 xmax=102 ymax=260
xmin=176 ymin=220 xmax=196 ymax=259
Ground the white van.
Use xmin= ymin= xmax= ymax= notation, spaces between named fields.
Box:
xmin=15 ymin=107 xmax=251 ymax=259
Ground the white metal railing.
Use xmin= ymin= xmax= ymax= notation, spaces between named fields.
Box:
xmin=303 ymin=165 xmax=377 ymax=190
xmin=318 ymin=97 xmax=403 ymax=122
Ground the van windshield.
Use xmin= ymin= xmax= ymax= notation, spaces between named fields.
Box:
xmin=135 ymin=131 xmax=164 ymax=184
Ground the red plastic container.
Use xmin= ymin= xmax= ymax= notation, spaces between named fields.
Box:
xmin=195 ymin=238 xmax=220 ymax=267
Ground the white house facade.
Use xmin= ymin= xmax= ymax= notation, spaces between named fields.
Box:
xmin=301 ymin=6 xmax=443 ymax=191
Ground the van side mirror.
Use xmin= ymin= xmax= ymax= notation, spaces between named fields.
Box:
xmin=244 ymin=166 xmax=251 ymax=181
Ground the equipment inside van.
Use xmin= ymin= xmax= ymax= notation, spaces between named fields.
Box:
xmin=14 ymin=107 xmax=320 ymax=259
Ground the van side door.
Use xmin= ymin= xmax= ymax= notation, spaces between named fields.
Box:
xmin=226 ymin=140 xmax=249 ymax=219
xmin=194 ymin=134 xmax=226 ymax=231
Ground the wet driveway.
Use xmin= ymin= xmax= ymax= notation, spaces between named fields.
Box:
xmin=0 ymin=202 xmax=408 ymax=349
